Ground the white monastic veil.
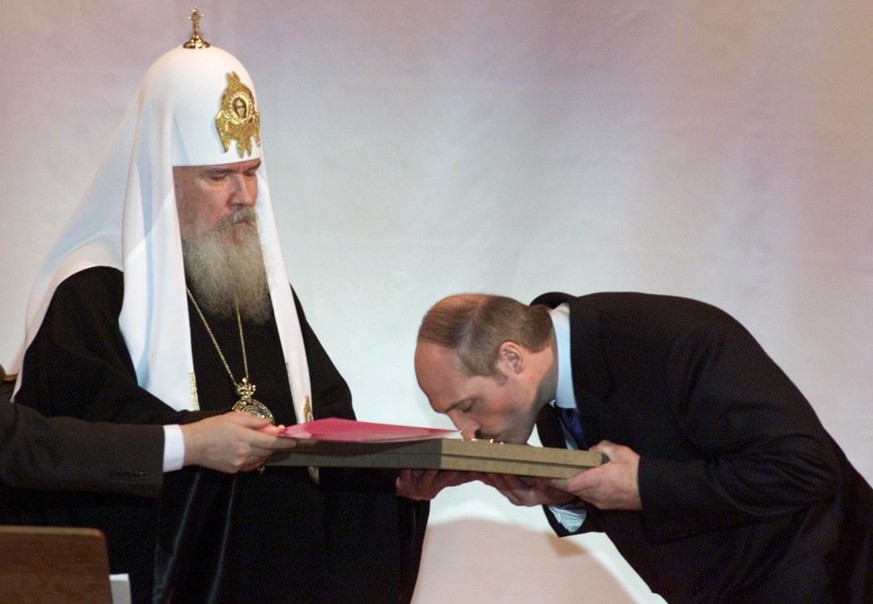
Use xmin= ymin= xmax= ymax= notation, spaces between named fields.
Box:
xmin=13 ymin=45 xmax=313 ymax=422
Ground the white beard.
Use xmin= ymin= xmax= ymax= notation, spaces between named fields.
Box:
xmin=182 ymin=208 xmax=273 ymax=324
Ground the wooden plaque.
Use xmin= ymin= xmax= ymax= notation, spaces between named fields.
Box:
xmin=269 ymin=437 xmax=603 ymax=478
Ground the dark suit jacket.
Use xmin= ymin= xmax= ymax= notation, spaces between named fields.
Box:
xmin=1 ymin=390 xmax=164 ymax=499
xmin=533 ymin=292 xmax=873 ymax=604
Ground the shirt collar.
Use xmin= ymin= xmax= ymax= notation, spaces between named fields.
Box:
xmin=548 ymin=303 xmax=576 ymax=410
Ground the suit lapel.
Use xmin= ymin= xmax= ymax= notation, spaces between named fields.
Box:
xmin=531 ymin=293 xmax=612 ymax=447
xmin=535 ymin=402 xmax=564 ymax=448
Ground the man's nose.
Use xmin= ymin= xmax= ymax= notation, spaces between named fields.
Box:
xmin=448 ymin=411 xmax=479 ymax=441
xmin=229 ymin=175 xmax=255 ymax=206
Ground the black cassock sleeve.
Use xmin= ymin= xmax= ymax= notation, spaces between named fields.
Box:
xmin=15 ymin=266 xmax=203 ymax=426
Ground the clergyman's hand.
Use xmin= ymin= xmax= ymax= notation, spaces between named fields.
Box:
xmin=476 ymin=473 xmax=576 ymax=507
xmin=396 ymin=469 xmax=475 ymax=500
xmin=550 ymin=440 xmax=642 ymax=510
xmin=181 ymin=411 xmax=297 ymax=473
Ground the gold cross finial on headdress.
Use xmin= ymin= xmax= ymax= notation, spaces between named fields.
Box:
xmin=183 ymin=7 xmax=211 ymax=49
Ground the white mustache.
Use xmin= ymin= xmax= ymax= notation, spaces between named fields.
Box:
xmin=219 ymin=208 xmax=257 ymax=230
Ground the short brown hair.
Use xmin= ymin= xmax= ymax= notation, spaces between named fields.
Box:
xmin=417 ymin=294 xmax=552 ymax=376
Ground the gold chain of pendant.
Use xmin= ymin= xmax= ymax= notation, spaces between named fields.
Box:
xmin=186 ymin=288 xmax=249 ymax=387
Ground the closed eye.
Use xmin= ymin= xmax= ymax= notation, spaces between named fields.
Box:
xmin=454 ymin=398 xmax=477 ymax=414
xmin=205 ymin=170 xmax=231 ymax=182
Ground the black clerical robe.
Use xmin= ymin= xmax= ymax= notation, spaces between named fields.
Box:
xmin=11 ymin=267 xmax=427 ymax=604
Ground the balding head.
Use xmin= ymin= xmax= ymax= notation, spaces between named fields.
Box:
xmin=417 ymin=294 xmax=552 ymax=377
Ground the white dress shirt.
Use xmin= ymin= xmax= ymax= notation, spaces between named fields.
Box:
xmin=162 ymin=424 xmax=185 ymax=472
xmin=547 ymin=304 xmax=587 ymax=531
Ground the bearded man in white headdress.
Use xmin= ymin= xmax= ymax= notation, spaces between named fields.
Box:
xmin=8 ymin=14 xmax=427 ymax=604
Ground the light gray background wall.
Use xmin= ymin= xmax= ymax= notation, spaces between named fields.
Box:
xmin=2 ymin=2 xmax=871 ymax=602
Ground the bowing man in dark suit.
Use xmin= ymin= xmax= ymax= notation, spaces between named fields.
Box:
xmin=403 ymin=292 xmax=873 ymax=603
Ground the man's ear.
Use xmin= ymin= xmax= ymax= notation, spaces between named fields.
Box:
xmin=497 ymin=341 xmax=524 ymax=374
